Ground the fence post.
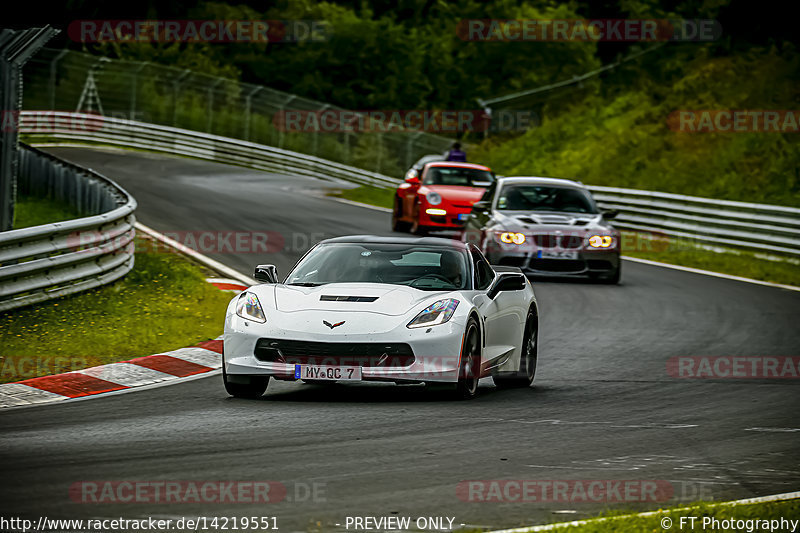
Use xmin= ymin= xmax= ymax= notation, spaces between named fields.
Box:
xmin=276 ymin=94 xmax=295 ymax=149
xmin=206 ymin=77 xmax=224 ymax=133
xmin=171 ymin=69 xmax=191 ymax=127
xmin=0 ymin=26 xmax=57 ymax=232
xmin=130 ymin=61 xmax=150 ymax=122
xmin=243 ymin=85 xmax=262 ymax=141
xmin=48 ymin=48 xmax=68 ymax=110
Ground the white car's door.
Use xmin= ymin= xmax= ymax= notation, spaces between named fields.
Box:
xmin=470 ymin=249 xmax=526 ymax=371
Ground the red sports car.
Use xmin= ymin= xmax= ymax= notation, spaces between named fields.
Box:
xmin=392 ymin=161 xmax=495 ymax=234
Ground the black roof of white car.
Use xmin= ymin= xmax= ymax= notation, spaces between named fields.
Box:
xmin=320 ymin=235 xmax=469 ymax=249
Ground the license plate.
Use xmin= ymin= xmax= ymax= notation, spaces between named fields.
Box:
xmin=538 ymin=250 xmax=579 ymax=259
xmin=294 ymin=364 xmax=361 ymax=381
xmin=457 ymin=213 xmax=470 ymax=221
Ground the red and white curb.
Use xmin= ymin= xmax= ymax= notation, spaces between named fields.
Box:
xmin=0 ymin=278 xmax=251 ymax=410
xmin=0 ymin=338 xmax=226 ymax=409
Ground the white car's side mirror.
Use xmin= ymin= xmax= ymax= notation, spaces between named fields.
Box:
xmin=487 ymin=273 xmax=526 ymax=299
xmin=254 ymin=264 xmax=279 ymax=283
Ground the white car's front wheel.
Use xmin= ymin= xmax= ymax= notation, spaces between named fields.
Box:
xmin=223 ymin=364 xmax=270 ymax=399
xmin=455 ymin=319 xmax=481 ymax=400
xmin=494 ymin=310 xmax=537 ymax=389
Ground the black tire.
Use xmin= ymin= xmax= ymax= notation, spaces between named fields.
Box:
xmin=392 ymin=198 xmax=410 ymax=232
xmin=223 ymin=365 xmax=270 ymax=399
xmin=599 ymin=263 xmax=621 ymax=284
xmin=410 ymin=219 xmax=428 ymax=236
xmin=410 ymin=202 xmax=428 ymax=235
xmin=494 ymin=310 xmax=537 ymax=389
xmin=455 ymin=319 xmax=481 ymax=400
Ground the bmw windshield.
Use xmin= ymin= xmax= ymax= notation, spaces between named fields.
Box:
xmin=497 ymin=185 xmax=598 ymax=214
xmin=286 ymin=243 xmax=470 ymax=291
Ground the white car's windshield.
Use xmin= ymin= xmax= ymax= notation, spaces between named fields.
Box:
xmin=287 ymin=243 xmax=469 ymax=291
xmin=498 ymin=185 xmax=598 ymax=213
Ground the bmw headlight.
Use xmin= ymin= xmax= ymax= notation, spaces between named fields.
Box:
xmin=236 ymin=291 xmax=266 ymax=323
xmin=587 ymin=235 xmax=615 ymax=248
xmin=496 ymin=232 xmax=526 ymax=245
xmin=426 ymin=192 xmax=443 ymax=205
xmin=407 ymin=299 xmax=459 ymax=328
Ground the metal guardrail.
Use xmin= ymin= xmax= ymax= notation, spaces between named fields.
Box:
xmin=19 ymin=111 xmax=800 ymax=259
xmin=588 ymin=186 xmax=800 ymax=257
xmin=0 ymin=143 xmax=137 ymax=312
xmin=20 ymin=111 xmax=398 ymax=188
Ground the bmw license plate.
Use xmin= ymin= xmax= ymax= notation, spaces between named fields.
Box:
xmin=295 ymin=364 xmax=361 ymax=381
xmin=538 ymin=250 xmax=579 ymax=259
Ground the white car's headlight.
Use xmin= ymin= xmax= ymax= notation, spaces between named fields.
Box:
xmin=587 ymin=235 xmax=615 ymax=248
xmin=426 ymin=192 xmax=442 ymax=205
xmin=407 ymin=299 xmax=459 ymax=328
xmin=236 ymin=291 xmax=266 ymax=323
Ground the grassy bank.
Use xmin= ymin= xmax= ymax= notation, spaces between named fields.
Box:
xmin=471 ymin=48 xmax=800 ymax=207
xmin=620 ymin=232 xmax=800 ymax=287
xmin=1 ymin=196 xmax=234 ymax=384
xmin=500 ymin=498 xmax=800 ymax=533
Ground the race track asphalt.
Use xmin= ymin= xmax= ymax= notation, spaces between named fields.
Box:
xmin=1 ymin=147 xmax=798 ymax=532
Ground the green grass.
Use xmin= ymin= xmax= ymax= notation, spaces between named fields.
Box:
xmin=1 ymin=191 xmax=234 ymax=382
xmin=621 ymin=232 xmax=800 ymax=287
xmin=453 ymin=498 xmax=799 ymax=533
xmin=329 ymin=185 xmax=395 ymax=210
xmin=471 ymin=49 xmax=800 ymax=207
xmin=505 ymin=498 xmax=800 ymax=533
xmin=13 ymin=194 xmax=84 ymax=229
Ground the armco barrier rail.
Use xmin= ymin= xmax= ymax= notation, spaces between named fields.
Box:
xmin=0 ymin=143 xmax=137 ymax=312
xmin=589 ymin=186 xmax=800 ymax=257
xmin=20 ymin=111 xmax=397 ymax=188
xmin=19 ymin=111 xmax=800 ymax=259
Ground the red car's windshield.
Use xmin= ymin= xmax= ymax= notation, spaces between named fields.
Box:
xmin=423 ymin=166 xmax=494 ymax=187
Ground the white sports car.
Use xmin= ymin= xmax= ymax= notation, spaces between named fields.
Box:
xmin=223 ymin=235 xmax=538 ymax=400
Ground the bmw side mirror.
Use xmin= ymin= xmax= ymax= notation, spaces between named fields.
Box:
xmin=254 ymin=264 xmax=279 ymax=283
xmin=472 ymin=200 xmax=490 ymax=212
xmin=487 ymin=273 xmax=526 ymax=299
xmin=602 ymin=209 xmax=619 ymax=220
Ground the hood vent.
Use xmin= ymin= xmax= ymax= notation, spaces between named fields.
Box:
xmin=320 ymin=295 xmax=379 ymax=302
xmin=517 ymin=215 xmax=591 ymax=226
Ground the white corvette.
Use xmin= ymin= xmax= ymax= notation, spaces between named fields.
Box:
xmin=223 ymin=235 xmax=539 ymax=399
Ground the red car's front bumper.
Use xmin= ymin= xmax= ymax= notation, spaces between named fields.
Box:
xmin=417 ymin=204 xmax=473 ymax=228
